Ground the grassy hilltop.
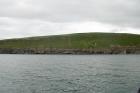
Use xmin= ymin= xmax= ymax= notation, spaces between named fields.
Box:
xmin=0 ymin=33 xmax=140 ymax=49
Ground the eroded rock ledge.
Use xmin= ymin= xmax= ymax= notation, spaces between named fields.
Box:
xmin=0 ymin=47 xmax=140 ymax=54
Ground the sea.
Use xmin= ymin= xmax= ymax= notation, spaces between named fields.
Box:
xmin=0 ymin=55 xmax=139 ymax=93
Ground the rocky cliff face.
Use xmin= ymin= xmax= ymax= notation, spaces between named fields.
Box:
xmin=0 ymin=48 xmax=139 ymax=54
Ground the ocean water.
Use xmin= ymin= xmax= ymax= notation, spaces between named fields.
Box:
xmin=0 ymin=55 xmax=139 ymax=93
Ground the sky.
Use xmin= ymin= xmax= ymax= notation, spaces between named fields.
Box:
xmin=0 ymin=0 xmax=140 ymax=39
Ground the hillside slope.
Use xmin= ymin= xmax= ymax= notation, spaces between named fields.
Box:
xmin=0 ymin=33 xmax=140 ymax=49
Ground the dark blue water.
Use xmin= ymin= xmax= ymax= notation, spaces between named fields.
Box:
xmin=0 ymin=55 xmax=139 ymax=93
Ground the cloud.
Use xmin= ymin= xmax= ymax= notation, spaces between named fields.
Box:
xmin=0 ymin=17 xmax=139 ymax=39
xmin=0 ymin=0 xmax=140 ymax=39
xmin=0 ymin=0 xmax=140 ymax=27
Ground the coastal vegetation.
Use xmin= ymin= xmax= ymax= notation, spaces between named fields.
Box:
xmin=0 ymin=33 xmax=139 ymax=54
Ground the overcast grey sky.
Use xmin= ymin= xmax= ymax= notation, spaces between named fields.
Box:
xmin=0 ymin=0 xmax=140 ymax=39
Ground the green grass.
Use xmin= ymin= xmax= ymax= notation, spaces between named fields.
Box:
xmin=0 ymin=33 xmax=140 ymax=49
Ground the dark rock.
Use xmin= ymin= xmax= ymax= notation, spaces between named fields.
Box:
xmin=0 ymin=47 xmax=139 ymax=54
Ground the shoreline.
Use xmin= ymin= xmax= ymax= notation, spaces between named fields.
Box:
xmin=0 ymin=48 xmax=140 ymax=54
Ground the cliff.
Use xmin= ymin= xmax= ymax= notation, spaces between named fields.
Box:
xmin=0 ymin=33 xmax=140 ymax=54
